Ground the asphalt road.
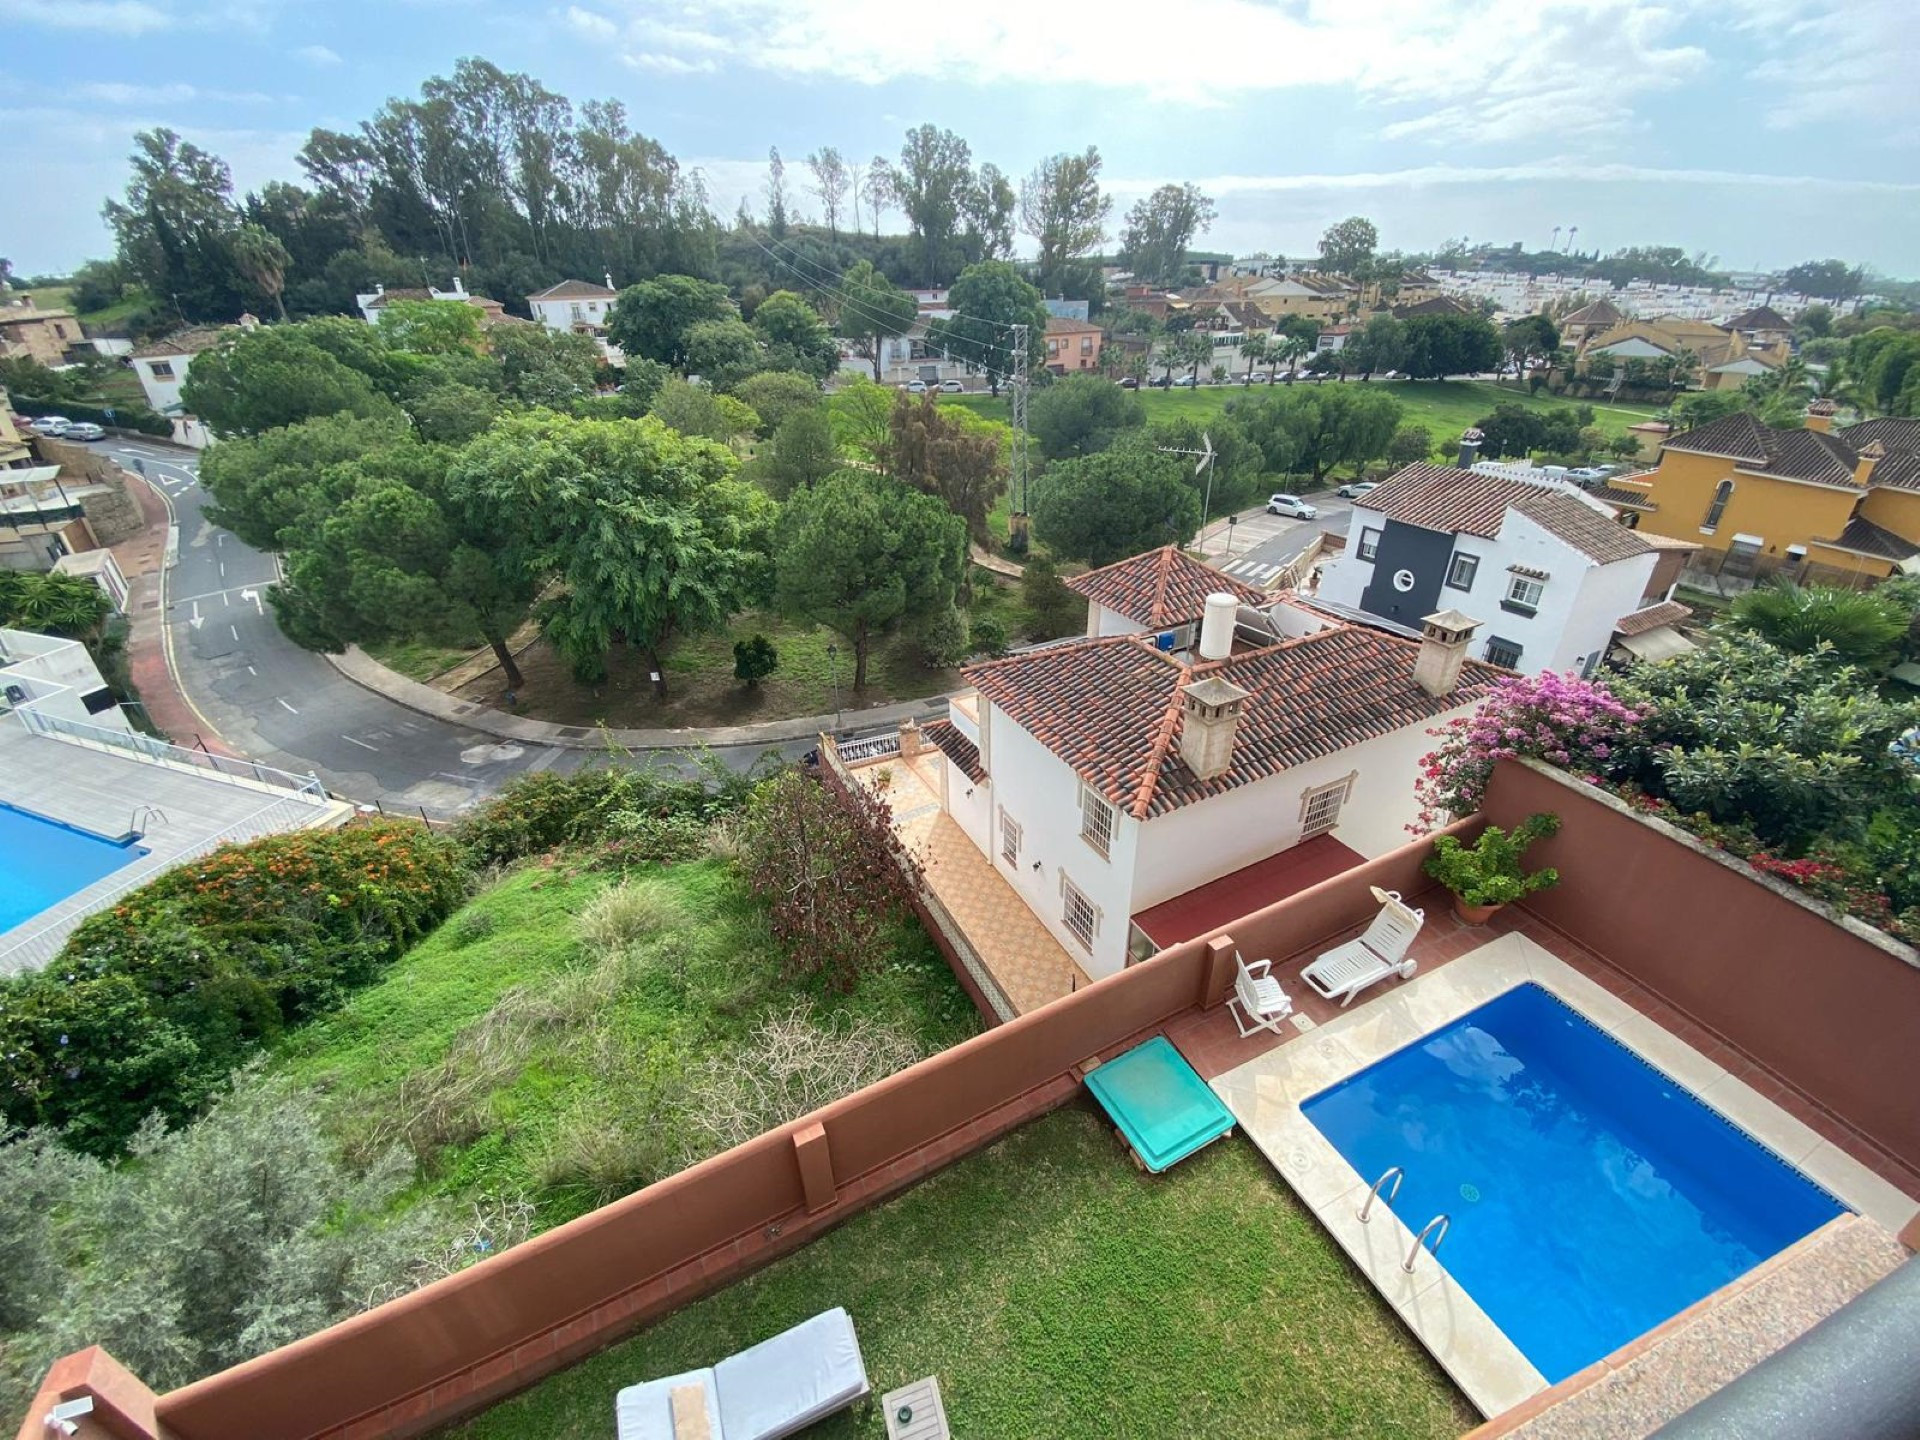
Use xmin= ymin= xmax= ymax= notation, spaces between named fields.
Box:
xmin=99 ymin=438 xmax=808 ymax=817
xmin=1192 ymin=488 xmax=1355 ymax=584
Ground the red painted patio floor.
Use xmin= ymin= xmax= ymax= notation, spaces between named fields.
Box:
xmin=1131 ymin=833 xmax=1366 ymax=950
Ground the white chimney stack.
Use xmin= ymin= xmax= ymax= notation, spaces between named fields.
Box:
xmin=1178 ymin=676 xmax=1252 ymax=781
xmin=1415 ymin=609 xmax=1482 ymax=696
xmin=605 ymin=272 xmax=615 ymax=291
xmin=1198 ymin=592 xmax=1239 ymax=661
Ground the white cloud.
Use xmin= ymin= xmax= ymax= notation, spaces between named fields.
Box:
xmin=77 ymin=81 xmax=276 ymax=105
xmin=0 ymin=0 xmax=169 ymax=33
xmin=295 ymin=43 xmax=341 ymax=65
xmin=564 ymin=5 xmax=616 ymax=39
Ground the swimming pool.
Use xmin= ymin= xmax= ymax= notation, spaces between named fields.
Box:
xmin=0 ymin=802 xmax=149 ymax=934
xmin=1302 ymin=983 xmax=1845 ymax=1384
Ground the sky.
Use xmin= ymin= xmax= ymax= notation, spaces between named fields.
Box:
xmin=4 ymin=0 xmax=1918 ymax=280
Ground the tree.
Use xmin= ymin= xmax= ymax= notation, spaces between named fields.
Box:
xmin=647 ymin=377 xmax=760 ymax=447
xmin=1401 ymin=312 xmax=1502 ymax=379
xmin=879 ymin=392 xmax=1008 ymax=545
xmin=606 ymin=275 xmax=734 ymax=372
xmin=683 ymin=317 xmax=765 ymax=389
xmin=180 ymin=326 xmax=394 ymax=437
xmin=1019 ymin=554 xmax=1086 ymax=639
xmin=764 ymin=146 xmax=790 ymax=238
xmin=893 ymin=123 xmax=975 ymax=284
xmin=1239 ymin=331 xmax=1271 ymax=384
xmin=928 ymin=260 xmax=1047 ymax=396
xmin=1387 ymin=424 xmax=1434 ymax=468
xmin=1031 ymin=446 xmax=1199 ymax=566
xmin=757 ymin=407 xmax=840 ymax=499
xmin=1726 ymin=583 xmax=1910 ymax=671
xmin=451 ymin=411 xmax=775 ymax=688
xmin=805 ymin=148 xmax=850 ymax=239
xmin=731 ymin=369 xmax=821 ymax=437
xmin=486 ymin=321 xmax=598 ymax=406
xmin=104 ymin=128 xmax=247 ymax=323
xmin=1119 ymin=183 xmax=1217 ymax=286
xmin=1020 ymin=148 xmax=1110 ymax=292
xmin=775 ymin=471 xmax=966 ymax=690
xmin=1781 ymin=259 xmax=1865 ymax=303
xmin=861 ymin=157 xmax=893 ymax=238
xmin=964 ymin=163 xmax=1017 ymax=262
xmin=1472 ymin=403 xmax=1546 ymax=460
xmin=227 ymin=223 xmax=291 ymax=321
xmin=749 ymin=289 xmax=838 ymax=381
xmin=1030 ymin=373 xmax=1145 ymax=459
xmin=1317 ymin=216 xmax=1378 ymax=277
xmin=1170 ymin=331 xmax=1213 ymax=387
xmin=1502 ymin=314 xmax=1560 ymax=374
xmin=375 ymin=298 xmax=482 ymax=355
xmin=1272 ymin=314 xmax=1323 ymax=379
xmin=733 ymin=634 xmax=778 ymax=687
xmin=0 ymin=571 xmax=113 ymax=645
xmin=835 ymin=260 xmax=916 ymax=382
xmin=1229 ymin=384 xmax=1402 ymax=482
xmin=1345 ymin=313 xmax=1404 ymax=378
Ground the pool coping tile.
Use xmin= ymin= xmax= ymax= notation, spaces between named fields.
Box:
xmin=1210 ymin=933 xmax=1920 ymax=1418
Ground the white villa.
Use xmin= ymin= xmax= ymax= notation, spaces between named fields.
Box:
xmin=913 ymin=547 xmax=1503 ymax=982
xmin=526 ymin=277 xmax=624 ymax=362
xmin=1316 ymin=462 xmax=1696 ymax=675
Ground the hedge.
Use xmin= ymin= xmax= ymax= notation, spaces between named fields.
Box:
xmin=10 ymin=393 xmax=173 ymax=437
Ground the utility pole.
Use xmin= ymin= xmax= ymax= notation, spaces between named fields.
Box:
xmin=1008 ymin=322 xmax=1032 ymax=552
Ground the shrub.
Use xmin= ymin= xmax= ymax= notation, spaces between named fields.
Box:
xmin=1423 ymin=813 xmax=1562 ymax=908
xmin=733 ymin=633 xmax=778 ymax=686
xmin=0 ymin=824 xmax=467 ymax=1155
xmin=970 ymin=614 xmax=1009 ymax=657
xmin=6 ymin=394 xmax=172 ymax=436
xmin=448 ymin=908 xmax=497 ymax=947
xmin=916 ymin=604 xmax=971 ymax=666
xmin=598 ymin=811 xmax=712 ymax=867
xmin=576 ymin=880 xmax=687 ymax=958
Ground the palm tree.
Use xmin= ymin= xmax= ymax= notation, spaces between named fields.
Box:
xmin=1240 ymin=332 xmax=1270 ymax=385
xmin=1726 ymin=581 xmax=1907 ymax=670
xmin=229 ymin=223 xmax=292 ymax=322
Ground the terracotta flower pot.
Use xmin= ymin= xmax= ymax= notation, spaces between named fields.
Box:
xmin=1453 ymin=896 xmax=1504 ymax=926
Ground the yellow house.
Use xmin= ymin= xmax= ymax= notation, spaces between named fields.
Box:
xmin=1616 ymin=407 xmax=1920 ymax=583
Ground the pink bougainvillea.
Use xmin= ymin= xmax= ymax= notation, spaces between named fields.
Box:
xmin=1410 ymin=670 xmax=1641 ymax=833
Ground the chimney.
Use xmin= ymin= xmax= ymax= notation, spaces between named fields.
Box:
xmin=1854 ymin=440 xmax=1885 ymax=488
xmin=450 ymin=276 xmax=466 ymax=297
xmin=1178 ymin=676 xmax=1252 ymax=781
xmin=1415 ymin=609 xmax=1482 ymax=695
xmin=1198 ymin=592 xmax=1239 ymax=661
xmin=1805 ymin=399 xmax=1837 ymax=434
xmin=1457 ymin=427 xmax=1485 ymax=469
xmin=898 ymin=717 xmax=924 ymax=759
xmin=605 ymin=272 xmax=615 ymax=291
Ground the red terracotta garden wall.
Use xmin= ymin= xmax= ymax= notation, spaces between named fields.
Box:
xmin=1484 ymin=759 xmax=1920 ymax=1169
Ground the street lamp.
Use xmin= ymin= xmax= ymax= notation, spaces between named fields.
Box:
xmin=826 ymin=642 xmax=841 ymax=729
xmin=1225 ymin=514 xmax=1238 ymax=557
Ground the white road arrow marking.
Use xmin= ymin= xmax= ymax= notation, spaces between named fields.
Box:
xmin=189 ymin=601 xmax=203 ymax=630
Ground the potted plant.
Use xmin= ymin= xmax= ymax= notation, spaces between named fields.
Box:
xmin=1423 ymin=812 xmax=1562 ymax=924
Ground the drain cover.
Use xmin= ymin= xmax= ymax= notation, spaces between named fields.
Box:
xmin=1460 ymin=1182 xmax=1482 ymax=1203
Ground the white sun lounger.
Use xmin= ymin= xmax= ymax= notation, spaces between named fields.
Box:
xmin=1300 ymin=888 xmax=1425 ymax=1007
xmin=615 ymin=1306 xmax=871 ymax=1440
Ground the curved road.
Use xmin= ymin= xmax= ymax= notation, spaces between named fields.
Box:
xmin=101 ymin=438 xmax=808 ymax=817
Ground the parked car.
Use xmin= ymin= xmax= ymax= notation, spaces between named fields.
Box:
xmin=1118 ymin=376 xmax=1140 ymax=389
xmin=1245 ymin=371 xmax=1271 ymax=384
xmin=1267 ymin=493 xmax=1318 ymax=519
xmin=903 ymin=380 xmax=928 ymax=393
xmin=1336 ymin=480 xmax=1379 ymax=500
xmin=29 ymin=416 xmax=70 ymax=436
xmin=1172 ymin=374 xmax=1198 ymax=387
xmin=1382 ymin=369 xmax=1405 ymax=380
xmin=1564 ymin=467 xmax=1607 ymax=484
xmin=63 ymin=422 xmax=106 ymax=441
xmin=938 ymin=379 xmax=965 ymax=393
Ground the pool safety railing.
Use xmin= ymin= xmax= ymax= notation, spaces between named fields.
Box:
xmin=15 ymin=709 xmax=327 ymax=797
xmin=1402 ymin=1214 xmax=1451 ymax=1272
xmin=1357 ymin=1165 xmax=1403 ymax=1223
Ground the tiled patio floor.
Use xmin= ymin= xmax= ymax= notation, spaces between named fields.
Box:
xmin=1162 ymin=896 xmax=1920 ymax=1205
xmin=852 ymin=753 xmax=1089 ymax=1015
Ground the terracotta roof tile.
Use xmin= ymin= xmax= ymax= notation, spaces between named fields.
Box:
xmin=964 ymin=625 xmax=1502 ymax=819
xmin=1725 ymin=305 xmax=1790 ymax=331
xmin=1614 ymin=600 xmax=1692 ymax=637
xmin=921 ymin=719 xmax=984 ymax=783
xmin=529 ymin=279 xmax=618 ymax=300
xmin=1065 ymin=546 xmax=1267 ymax=628
xmin=1358 ymin=464 xmax=1654 ymax=564
xmin=1561 ymin=299 xmax=1626 ymax=327
xmin=1817 ymin=515 xmax=1920 ymax=562
xmin=131 ymin=325 xmax=232 ymax=359
xmin=1663 ymin=412 xmax=1863 ymax=488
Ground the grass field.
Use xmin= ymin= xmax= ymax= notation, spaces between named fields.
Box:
xmin=25 ymin=283 xmax=159 ymax=334
xmin=276 ymin=860 xmax=979 ymax=1229
xmin=446 ymin=1106 xmax=1472 ymax=1440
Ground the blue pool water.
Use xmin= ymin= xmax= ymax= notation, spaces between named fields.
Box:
xmin=0 ymin=802 xmax=148 ymax=933
xmin=1302 ymin=983 xmax=1845 ymax=1383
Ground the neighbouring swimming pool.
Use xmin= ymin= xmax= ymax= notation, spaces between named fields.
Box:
xmin=0 ymin=802 xmax=148 ymax=935
xmin=1302 ymin=983 xmax=1846 ymax=1384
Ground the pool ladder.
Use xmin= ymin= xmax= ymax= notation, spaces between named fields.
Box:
xmin=1403 ymin=1215 xmax=1450 ymax=1273
xmin=129 ymin=805 xmax=170 ymax=838
xmin=1357 ymin=1167 xmax=1450 ymax=1273
xmin=1357 ymin=1166 xmax=1403 ymax=1223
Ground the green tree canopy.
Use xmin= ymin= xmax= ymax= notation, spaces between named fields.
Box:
xmin=749 ymin=290 xmax=838 ymax=381
xmin=450 ymin=410 xmax=775 ymax=688
xmin=682 ymin=316 xmax=765 ymax=389
xmin=648 ymin=377 xmax=759 ymax=446
xmin=1227 ymin=384 xmax=1402 ymax=482
xmin=606 ymin=274 xmax=735 ymax=371
xmin=879 ymin=392 xmax=1007 ymax=545
xmin=1316 ymin=216 xmax=1378 ymax=276
xmin=374 ymin=298 xmax=483 ymax=355
xmin=927 ymin=260 xmax=1047 ymax=396
xmin=180 ymin=327 xmax=395 ymax=437
xmin=1029 ymin=372 xmax=1144 ymax=459
xmin=1119 ymin=183 xmax=1217 ymax=286
xmin=774 ymin=471 xmax=967 ymax=689
xmin=756 ymin=406 xmax=840 ymax=499
xmin=1725 ymin=582 xmax=1911 ymax=671
xmin=1031 ymin=446 xmax=1199 ymax=566
xmin=835 ymin=260 xmax=917 ymax=383
xmin=1401 ymin=312 xmax=1503 ymax=379
xmin=731 ymin=369 xmax=821 ymax=438
xmin=1502 ymin=314 xmax=1560 ymax=369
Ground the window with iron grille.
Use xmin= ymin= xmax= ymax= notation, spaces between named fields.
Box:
xmin=1300 ymin=778 xmax=1350 ymax=838
xmin=1061 ymin=874 xmax=1097 ymax=950
xmin=1446 ymin=552 xmax=1480 ymax=591
xmin=999 ymin=809 xmax=1022 ymax=867
xmin=1357 ymin=527 xmax=1382 ymax=562
xmin=1080 ymin=786 xmax=1114 ymax=859
xmin=1484 ymin=635 xmax=1524 ymax=669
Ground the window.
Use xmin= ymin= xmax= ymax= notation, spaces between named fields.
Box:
xmin=1047 ymin=338 xmax=1060 ymax=356
xmin=1079 ymin=786 xmax=1114 ymax=859
xmin=149 ymin=361 xmax=175 ymax=380
xmin=1504 ymin=575 xmax=1545 ymax=614
xmin=1081 ymin=337 xmax=1094 ymax=354
xmin=999 ymin=809 xmax=1022 ymax=867
xmin=1702 ymin=478 xmax=1733 ymax=532
xmin=1299 ymin=777 xmax=1352 ymax=838
xmin=1061 ymin=874 xmax=1098 ymax=950
xmin=1484 ymin=635 xmax=1524 ymax=669
xmin=1445 ymin=552 xmax=1480 ymax=591
xmin=1357 ymin=527 xmax=1382 ymax=562
xmin=570 ymin=302 xmax=583 ymax=320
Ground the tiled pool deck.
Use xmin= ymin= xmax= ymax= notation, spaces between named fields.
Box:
xmin=1188 ymin=922 xmax=1918 ymax=1422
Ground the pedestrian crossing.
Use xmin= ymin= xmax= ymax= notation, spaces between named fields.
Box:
xmin=1219 ymin=559 xmax=1286 ymax=583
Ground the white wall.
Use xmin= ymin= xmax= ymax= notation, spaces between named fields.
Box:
xmin=132 ymin=355 xmax=189 ymax=415
xmin=980 ymin=703 xmax=1142 ymax=980
xmin=0 ymin=631 xmax=128 ymax=731
xmin=945 ymin=758 xmax=992 ymax=857
xmin=529 ymin=296 xmax=612 ymax=333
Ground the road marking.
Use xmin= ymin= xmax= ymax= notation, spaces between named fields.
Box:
xmin=246 ymin=665 xmax=257 ymax=675
xmin=276 ymin=697 xmax=299 ymax=714
xmin=342 ymin=735 xmax=379 ymax=751
xmin=229 ymin=624 xmax=240 ymax=642
xmin=219 ymin=562 xmax=226 ymax=580
xmin=189 ymin=600 xmax=204 ymax=630
xmin=243 ymin=588 xmax=263 ymax=616
xmin=171 ymin=582 xmax=267 ymax=606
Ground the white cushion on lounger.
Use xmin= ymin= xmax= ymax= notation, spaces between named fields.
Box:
xmin=614 ymin=1368 xmax=722 ymax=1440
xmin=712 ymin=1307 xmax=870 ymax=1440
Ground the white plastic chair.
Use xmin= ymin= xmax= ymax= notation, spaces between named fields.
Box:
xmin=1227 ymin=951 xmax=1293 ymax=1037
xmin=1301 ymin=887 xmax=1425 ymax=1007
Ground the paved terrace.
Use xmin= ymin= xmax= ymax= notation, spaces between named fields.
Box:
xmin=0 ymin=725 xmax=347 ymax=971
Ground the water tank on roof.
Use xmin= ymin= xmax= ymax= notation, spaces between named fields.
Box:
xmin=1199 ymin=593 xmax=1238 ymax=661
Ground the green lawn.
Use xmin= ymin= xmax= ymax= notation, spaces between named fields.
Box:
xmin=362 ymin=635 xmax=488 ymax=682
xmin=917 ymin=379 xmax=1661 ymax=442
xmin=444 ymin=1106 xmax=1472 ymax=1440
xmin=276 ymin=860 xmax=979 ymax=1228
